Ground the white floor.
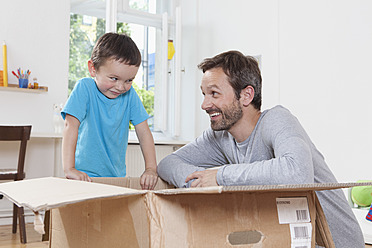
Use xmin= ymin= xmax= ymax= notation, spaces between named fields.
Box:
xmin=353 ymin=208 xmax=372 ymax=244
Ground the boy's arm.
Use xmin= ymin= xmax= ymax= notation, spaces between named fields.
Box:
xmin=62 ymin=114 xmax=91 ymax=182
xmin=134 ymin=120 xmax=158 ymax=190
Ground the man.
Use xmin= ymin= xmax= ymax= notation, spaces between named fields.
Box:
xmin=157 ymin=51 xmax=364 ymax=247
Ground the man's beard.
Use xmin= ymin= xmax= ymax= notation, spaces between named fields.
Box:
xmin=210 ymin=99 xmax=243 ymax=131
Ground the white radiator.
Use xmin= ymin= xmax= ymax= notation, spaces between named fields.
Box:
xmin=126 ymin=144 xmax=178 ymax=177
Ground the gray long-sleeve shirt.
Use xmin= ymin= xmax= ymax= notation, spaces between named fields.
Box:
xmin=158 ymin=105 xmax=364 ymax=248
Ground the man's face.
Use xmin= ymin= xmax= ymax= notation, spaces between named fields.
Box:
xmin=200 ymin=67 xmax=243 ymax=131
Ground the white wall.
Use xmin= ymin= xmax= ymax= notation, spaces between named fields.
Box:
xmin=179 ymin=0 xmax=280 ymax=139
xmin=179 ymin=0 xmax=372 ymax=182
xmin=0 ymin=0 xmax=70 ymax=133
xmin=0 ymin=0 xmax=70 ymax=178
xmin=0 ymin=0 xmax=70 ymax=221
xmin=278 ymin=0 xmax=372 ymax=182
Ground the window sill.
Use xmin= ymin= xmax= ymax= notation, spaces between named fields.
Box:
xmin=128 ymin=130 xmax=188 ymax=146
xmin=31 ymin=131 xmax=189 ymax=146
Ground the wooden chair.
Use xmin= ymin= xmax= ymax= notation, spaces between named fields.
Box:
xmin=0 ymin=125 xmax=32 ymax=244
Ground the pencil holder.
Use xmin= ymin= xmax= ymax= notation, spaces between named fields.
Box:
xmin=18 ymin=78 xmax=28 ymax=88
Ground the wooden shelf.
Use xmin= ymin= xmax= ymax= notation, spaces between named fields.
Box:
xmin=0 ymin=83 xmax=48 ymax=93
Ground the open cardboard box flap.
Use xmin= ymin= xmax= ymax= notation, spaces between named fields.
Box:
xmin=0 ymin=177 xmax=144 ymax=211
xmin=1 ymin=177 xmax=371 ymax=248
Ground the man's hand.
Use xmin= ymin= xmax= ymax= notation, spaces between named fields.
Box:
xmin=65 ymin=168 xmax=92 ymax=182
xmin=185 ymin=169 xmax=219 ymax=187
xmin=140 ymin=168 xmax=158 ymax=190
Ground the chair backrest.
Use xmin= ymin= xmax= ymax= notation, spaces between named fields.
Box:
xmin=0 ymin=126 xmax=32 ymax=180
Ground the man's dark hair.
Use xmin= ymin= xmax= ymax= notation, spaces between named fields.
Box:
xmin=198 ymin=50 xmax=262 ymax=110
xmin=91 ymin=32 xmax=141 ymax=70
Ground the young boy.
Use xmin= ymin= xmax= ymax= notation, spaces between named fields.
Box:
xmin=61 ymin=32 xmax=158 ymax=190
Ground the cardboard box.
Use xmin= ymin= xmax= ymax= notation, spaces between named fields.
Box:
xmin=0 ymin=177 xmax=370 ymax=248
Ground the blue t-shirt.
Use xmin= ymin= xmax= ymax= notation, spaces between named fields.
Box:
xmin=61 ymin=78 xmax=149 ymax=177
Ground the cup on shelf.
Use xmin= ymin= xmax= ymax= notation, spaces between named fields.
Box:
xmin=18 ymin=78 xmax=28 ymax=88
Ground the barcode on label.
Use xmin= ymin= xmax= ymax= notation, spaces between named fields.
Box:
xmin=294 ymin=226 xmax=309 ymax=239
xmin=290 ymin=223 xmax=312 ymax=246
xmin=276 ymin=197 xmax=310 ymax=224
xmin=296 ymin=209 xmax=308 ymax=221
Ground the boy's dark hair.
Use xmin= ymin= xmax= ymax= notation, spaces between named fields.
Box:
xmin=91 ymin=32 xmax=141 ymax=70
xmin=198 ymin=50 xmax=262 ymax=110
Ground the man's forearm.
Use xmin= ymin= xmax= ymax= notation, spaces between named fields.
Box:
xmin=157 ymin=154 xmax=206 ymax=188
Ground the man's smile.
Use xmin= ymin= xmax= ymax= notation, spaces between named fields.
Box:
xmin=209 ymin=112 xmax=221 ymax=120
xmin=207 ymin=109 xmax=222 ymax=120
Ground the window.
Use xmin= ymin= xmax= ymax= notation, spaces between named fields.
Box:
xmin=129 ymin=0 xmax=157 ymax=14
xmin=69 ymin=13 xmax=105 ymax=94
xmin=119 ymin=23 xmax=157 ymax=129
xmin=69 ymin=0 xmax=179 ymax=137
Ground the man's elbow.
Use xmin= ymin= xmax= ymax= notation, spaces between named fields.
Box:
xmin=287 ymin=166 xmax=314 ymax=184
xmin=157 ymin=154 xmax=174 ymax=178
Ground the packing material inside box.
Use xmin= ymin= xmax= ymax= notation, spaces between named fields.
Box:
xmin=0 ymin=177 xmax=370 ymax=248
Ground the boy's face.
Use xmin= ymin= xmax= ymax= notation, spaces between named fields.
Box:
xmin=88 ymin=58 xmax=139 ymax=99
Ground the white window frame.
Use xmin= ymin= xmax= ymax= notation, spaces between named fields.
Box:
xmin=70 ymin=0 xmax=182 ymax=141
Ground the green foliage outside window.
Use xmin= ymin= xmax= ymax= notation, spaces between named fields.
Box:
xmin=130 ymin=83 xmax=154 ymax=130
xmin=69 ymin=14 xmax=105 ymax=94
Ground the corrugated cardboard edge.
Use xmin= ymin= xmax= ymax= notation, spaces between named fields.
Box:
xmin=152 ymin=182 xmax=372 ymax=195
xmin=221 ymin=182 xmax=372 ymax=193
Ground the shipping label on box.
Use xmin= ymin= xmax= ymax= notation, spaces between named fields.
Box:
xmin=276 ymin=197 xmax=312 ymax=247
xmin=276 ymin=197 xmax=310 ymax=224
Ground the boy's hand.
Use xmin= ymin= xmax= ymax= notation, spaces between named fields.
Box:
xmin=140 ymin=168 xmax=158 ymax=190
xmin=65 ymin=168 xmax=92 ymax=182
